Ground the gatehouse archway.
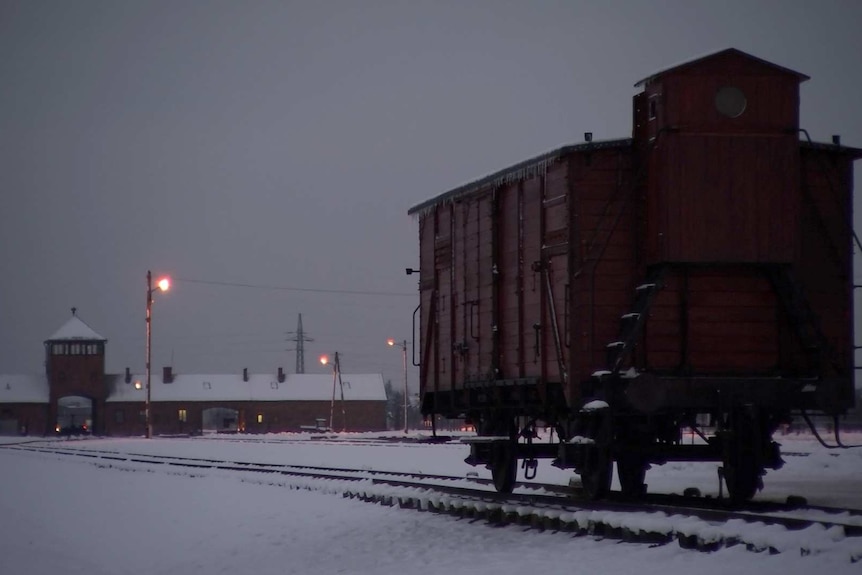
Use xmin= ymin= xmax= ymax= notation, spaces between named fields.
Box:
xmin=56 ymin=395 xmax=93 ymax=435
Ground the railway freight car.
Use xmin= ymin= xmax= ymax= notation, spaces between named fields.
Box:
xmin=409 ymin=48 xmax=861 ymax=502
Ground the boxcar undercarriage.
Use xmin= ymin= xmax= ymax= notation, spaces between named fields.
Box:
xmin=425 ymin=377 xmax=828 ymax=501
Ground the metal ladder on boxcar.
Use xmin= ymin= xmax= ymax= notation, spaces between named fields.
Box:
xmin=602 ymin=265 xmax=667 ymax=376
xmin=766 ymin=265 xmax=846 ymax=375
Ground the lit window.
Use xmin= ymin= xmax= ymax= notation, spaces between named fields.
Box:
xmin=257 ymin=414 xmax=264 ymax=424
xmin=178 ymin=409 xmax=187 ymax=423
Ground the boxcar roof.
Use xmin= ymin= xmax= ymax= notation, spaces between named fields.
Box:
xmin=633 ymin=47 xmax=810 ymax=88
xmin=801 ymin=139 xmax=862 ymax=159
xmin=408 ymin=138 xmax=632 ymax=215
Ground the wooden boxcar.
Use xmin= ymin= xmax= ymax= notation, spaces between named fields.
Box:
xmin=409 ymin=48 xmax=861 ymax=501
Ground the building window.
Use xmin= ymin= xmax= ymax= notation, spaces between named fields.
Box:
xmin=114 ymin=410 xmax=125 ymax=424
xmin=139 ymin=410 xmax=146 ymax=422
xmin=178 ymin=409 xmax=187 ymax=423
xmin=256 ymin=413 xmax=264 ymax=424
xmin=70 ymin=343 xmax=82 ymax=355
xmin=715 ymin=85 xmax=747 ymax=118
xmin=52 ymin=343 xmax=67 ymax=355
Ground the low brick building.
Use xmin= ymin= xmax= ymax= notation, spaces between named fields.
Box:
xmin=0 ymin=311 xmax=388 ymax=436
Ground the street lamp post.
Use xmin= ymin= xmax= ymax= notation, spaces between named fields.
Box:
xmin=146 ymin=270 xmax=170 ymax=439
xmin=320 ymin=353 xmax=345 ymax=431
xmin=387 ymin=338 xmax=409 ymax=434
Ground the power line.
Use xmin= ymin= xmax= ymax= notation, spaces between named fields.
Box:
xmin=174 ymin=277 xmax=415 ymax=297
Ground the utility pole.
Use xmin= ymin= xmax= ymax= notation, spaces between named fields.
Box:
xmin=387 ymin=338 xmax=409 ymax=433
xmin=286 ymin=313 xmax=314 ymax=373
xmin=322 ymin=352 xmax=346 ymax=432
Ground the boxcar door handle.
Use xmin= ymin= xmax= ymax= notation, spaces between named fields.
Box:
xmin=532 ymin=323 xmax=541 ymax=359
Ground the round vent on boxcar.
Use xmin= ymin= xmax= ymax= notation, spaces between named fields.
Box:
xmin=715 ymin=85 xmax=747 ymax=118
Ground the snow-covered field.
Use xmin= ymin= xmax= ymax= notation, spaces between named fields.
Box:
xmin=1 ymin=431 xmax=861 ymax=574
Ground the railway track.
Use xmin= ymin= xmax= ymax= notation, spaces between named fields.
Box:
xmin=3 ymin=440 xmax=861 ymax=558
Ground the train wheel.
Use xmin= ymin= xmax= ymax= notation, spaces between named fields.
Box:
xmin=616 ymin=455 xmax=648 ymax=499
xmin=480 ymin=415 xmax=517 ymax=494
xmin=581 ymin=446 xmax=612 ymax=499
xmin=580 ymin=412 xmax=612 ymax=499
xmin=724 ymin=457 xmax=759 ymax=503
xmin=490 ymin=442 xmax=517 ymax=493
xmin=723 ymin=406 xmax=763 ymax=503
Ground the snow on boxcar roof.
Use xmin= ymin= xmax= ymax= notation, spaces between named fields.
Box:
xmin=408 ymin=138 xmax=632 ymax=216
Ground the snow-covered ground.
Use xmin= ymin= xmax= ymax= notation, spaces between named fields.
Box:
xmin=1 ymin=431 xmax=861 ymax=574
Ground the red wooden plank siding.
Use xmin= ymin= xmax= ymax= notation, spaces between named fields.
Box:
xmin=497 ymin=181 xmax=521 ymax=380
xmin=569 ymin=149 xmax=637 ymax=388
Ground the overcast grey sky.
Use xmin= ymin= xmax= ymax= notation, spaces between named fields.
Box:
xmin=1 ymin=0 xmax=861 ymax=389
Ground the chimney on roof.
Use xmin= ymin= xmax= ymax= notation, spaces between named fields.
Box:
xmin=833 ymin=134 xmax=841 ymax=146
xmin=125 ymin=367 xmax=131 ymax=384
xmin=277 ymin=367 xmax=285 ymax=383
xmin=163 ymin=366 xmax=173 ymax=384
xmin=243 ymin=368 xmax=248 ymax=382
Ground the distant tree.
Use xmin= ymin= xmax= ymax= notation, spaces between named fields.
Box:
xmin=384 ymin=379 xmax=404 ymax=430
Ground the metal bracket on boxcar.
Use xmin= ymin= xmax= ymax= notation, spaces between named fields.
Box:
xmin=521 ymin=457 xmax=538 ymax=480
xmin=532 ymin=323 xmax=541 ymax=358
xmin=519 ymin=422 xmax=539 ymax=479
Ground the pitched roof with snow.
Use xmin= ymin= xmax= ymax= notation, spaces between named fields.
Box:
xmin=633 ymin=47 xmax=810 ymax=88
xmin=105 ymin=372 xmax=387 ymax=403
xmin=45 ymin=314 xmax=107 ymax=342
xmin=0 ymin=375 xmax=49 ymax=403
